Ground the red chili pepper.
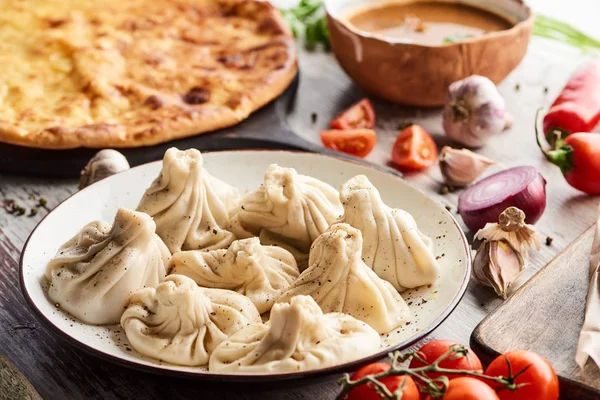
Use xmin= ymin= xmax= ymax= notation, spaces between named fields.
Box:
xmin=536 ymin=109 xmax=600 ymax=194
xmin=543 ymin=60 xmax=600 ymax=147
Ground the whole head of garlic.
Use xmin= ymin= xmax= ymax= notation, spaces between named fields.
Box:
xmin=443 ymin=75 xmax=506 ymax=148
xmin=79 ymin=149 xmax=130 ymax=189
xmin=475 ymin=206 xmax=541 ymax=256
xmin=439 ymin=146 xmax=495 ymax=187
xmin=472 ymin=206 xmax=541 ymax=299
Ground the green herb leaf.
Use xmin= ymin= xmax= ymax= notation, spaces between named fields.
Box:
xmin=279 ymin=0 xmax=330 ymax=49
xmin=443 ymin=33 xmax=474 ymax=44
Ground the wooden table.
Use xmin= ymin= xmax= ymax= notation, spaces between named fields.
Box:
xmin=1 ymin=14 xmax=600 ymax=400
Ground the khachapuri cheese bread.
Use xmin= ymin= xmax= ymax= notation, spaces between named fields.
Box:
xmin=0 ymin=0 xmax=297 ymax=149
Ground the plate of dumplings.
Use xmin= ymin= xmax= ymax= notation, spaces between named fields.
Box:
xmin=20 ymin=148 xmax=471 ymax=381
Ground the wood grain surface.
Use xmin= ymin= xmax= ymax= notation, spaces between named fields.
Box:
xmin=471 ymin=226 xmax=600 ymax=399
xmin=1 ymin=23 xmax=600 ymax=400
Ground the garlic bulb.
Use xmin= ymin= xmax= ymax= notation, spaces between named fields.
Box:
xmin=79 ymin=149 xmax=130 ymax=189
xmin=439 ymin=146 xmax=495 ymax=187
xmin=473 ymin=240 xmax=524 ymax=299
xmin=472 ymin=207 xmax=541 ymax=298
xmin=443 ymin=75 xmax=506 ymax=148
xmin=475 ymin=207 xmax=541 ymax=256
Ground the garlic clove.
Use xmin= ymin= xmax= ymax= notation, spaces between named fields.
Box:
xmin=79 ymin=149 xmax=130 ymax=189
xmin=475 ymin=206 xmax=541 ymax=254
xmin=473 ymin=240 xmax=525 ymax=299
xmin=439 ymin=146 xmax=495 ymax=187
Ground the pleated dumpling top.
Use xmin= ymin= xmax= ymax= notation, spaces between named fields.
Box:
xmin=276 ymin=223 xmax=412 ymax=334
xmin=338 ymin=175 xmax=439 ymax=291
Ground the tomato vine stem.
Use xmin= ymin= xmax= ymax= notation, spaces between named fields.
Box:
xmin=336 ymin=345 xmax=530 ymax=400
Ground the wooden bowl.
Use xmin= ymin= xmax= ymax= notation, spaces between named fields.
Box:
xmin=325 ymin=0 xmax=534 ymax=107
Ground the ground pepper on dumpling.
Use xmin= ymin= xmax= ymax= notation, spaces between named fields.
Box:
xmin=45 ymin=208 xmax=170 ymax=325
xmin=137 ymin=148 xmax=239 ymax=253
xmin=228 ymin=164 xmax=343 ymax=265
xmin=337 ymin=175 xmax=440 ymax=291
xmin=209 ymin=295 xmax=380 ymax=373
xmin=276 ymin=223 xmax=412 ymax=334
xmin=121 ymin=274 xmax=261 ymax=366
xmin=170 ymin=237 xmax=299 ymax=313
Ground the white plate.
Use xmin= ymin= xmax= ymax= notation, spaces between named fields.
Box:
xmin=20 ymin=150 xmax=471 ymax=382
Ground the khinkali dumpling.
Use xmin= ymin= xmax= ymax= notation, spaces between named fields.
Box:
xmin=229 ymin=164 xmax=343 ymax=254
xmin=209 ymin=295 xmax=380 ymax=373
xmin=276 ymin=223 xmax=411 ymax=334
xmin=170 ymin=237 xmax=299 ymax=313
xmin=338 ymin=175 xmax=439 ymax=291
xmin=121 ymin=275 xmax=261 ymax=366
xmin=45 ymin=208 xmax=170 ymax=325
xmin=137 ymin=148 xmax=238 ymax=254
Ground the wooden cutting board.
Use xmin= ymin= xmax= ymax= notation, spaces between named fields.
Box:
xmin=0 ymin=351 xmax=41 ymax=400
xmin=471 ymin=226 xmax=600 ymax=400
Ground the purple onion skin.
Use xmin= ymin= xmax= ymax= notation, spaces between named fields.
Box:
xmin=458 ymin=167 xmax=547 ymax=232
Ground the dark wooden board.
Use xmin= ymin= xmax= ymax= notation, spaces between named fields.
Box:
xmin=471 ymin=226 xmax=600 ymax=400
xmin=0 ymin=73 xmax=402 ymax=179
xmin=0 ymin=75 xmax=320 ymax=177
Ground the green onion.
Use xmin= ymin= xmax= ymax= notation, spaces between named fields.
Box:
xmin=533 ymin=15 xmax=600 ymax=54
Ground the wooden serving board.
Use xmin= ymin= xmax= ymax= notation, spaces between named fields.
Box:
xmin=471 ymin=226 xmax=600 ymax=400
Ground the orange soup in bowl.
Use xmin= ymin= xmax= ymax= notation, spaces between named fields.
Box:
xmin=347 ymin=1 xmax=513 ymax=45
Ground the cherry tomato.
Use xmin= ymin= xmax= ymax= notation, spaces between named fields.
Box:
xmin=391 ymin=125 xmax=438 ymax=170
xmin=346 ymin=362 xmax=419 ymax=400
xmin=330 ymin=98 xmax=376 ymax=130
xmin=409 ymin=340 xmax=483 ymax=381
xmin=484 ymin=351 xmax=559 ymax=400
xmin=425 ymin=377 xmax=500 ymax=400
xmin=320 ymin=129 xmax=376 ymax=158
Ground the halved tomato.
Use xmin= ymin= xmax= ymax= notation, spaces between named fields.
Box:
xmin=330 ymin=98 xmax=376 ymax=129
xmin=391 ymin=125 xmax=438 ymax=170
xmin=320 ymin=129 xmax=376 ymax=158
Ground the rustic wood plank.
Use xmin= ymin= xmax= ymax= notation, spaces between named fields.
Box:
xmin=471 ymin=226 xmax=600 ymax=399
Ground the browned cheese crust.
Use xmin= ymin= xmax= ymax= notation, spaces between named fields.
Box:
xmin=0 ymin=0 xmax=297 ymax=149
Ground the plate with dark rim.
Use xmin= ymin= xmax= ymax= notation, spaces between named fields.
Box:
xmin=20 ymin=149 xmax=471 ymax=382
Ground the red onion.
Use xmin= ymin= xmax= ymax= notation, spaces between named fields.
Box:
xmin=458 ymin=166 xmax=547 ymax=232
